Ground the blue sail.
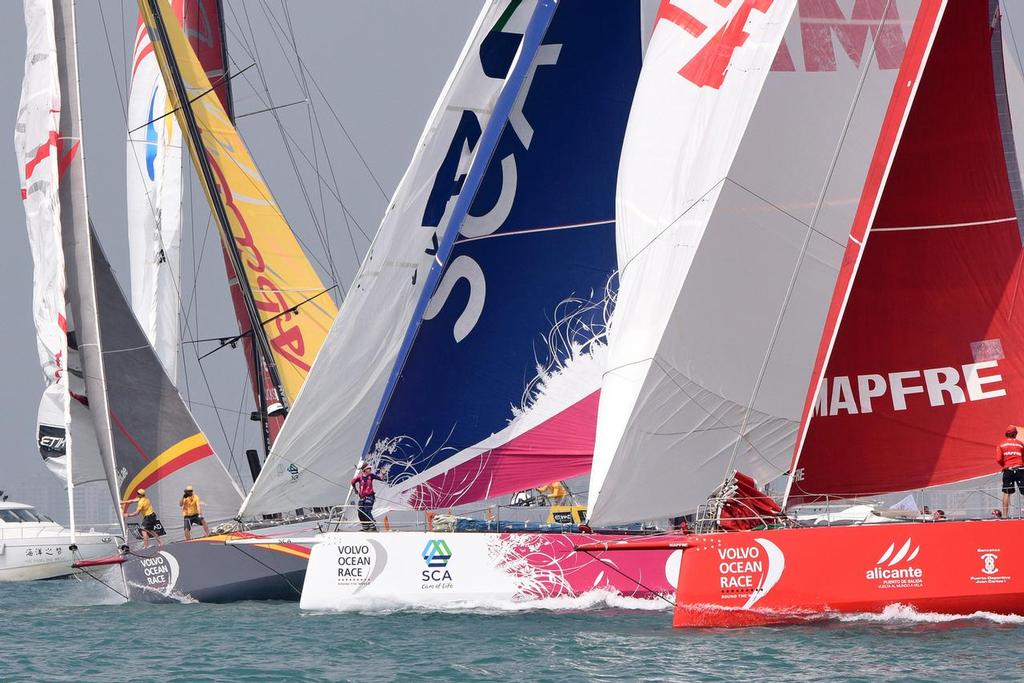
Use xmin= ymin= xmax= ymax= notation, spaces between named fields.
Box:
xmin=371 ymin=0 xmax=646 ymax=508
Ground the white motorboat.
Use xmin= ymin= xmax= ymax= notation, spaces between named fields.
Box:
xmin=0 ymin=501 xmax=120 ymax=581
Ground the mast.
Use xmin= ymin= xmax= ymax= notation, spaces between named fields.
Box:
xmin=53 ymin=0 xmax=127 ymax=540
xmin=143 ymin=0 xmax=289 ymax=428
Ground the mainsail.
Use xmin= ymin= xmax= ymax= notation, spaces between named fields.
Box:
xmin=789 ymin=0 xmax=1024 ymax=502
xmin=241 ymin=0 xmax=650 ymax=517
xmin=137 ymin=0 xmax=337 ymax=434
xmin=588 ymin=0 xmax=946 ymax=524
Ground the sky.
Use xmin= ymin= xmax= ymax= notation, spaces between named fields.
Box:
xmin=1 ymin=1 xmax=482 ymax=521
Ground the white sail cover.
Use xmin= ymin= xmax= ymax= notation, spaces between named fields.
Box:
xmin=16 ymin=0 xmax=102 ymax=486
xmin=240 ymin=0 xmax=546 ymax=516
xmin=589 ymin=0 xmax=941 ymax=524
xmin=127 ymin=0 xmax=183 ymax=383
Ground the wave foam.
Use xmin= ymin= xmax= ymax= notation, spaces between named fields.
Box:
xmin=832 ymin=603 xmax=1024 ymax=625
xmin=306 ymin=589 xmax=670 ymax=615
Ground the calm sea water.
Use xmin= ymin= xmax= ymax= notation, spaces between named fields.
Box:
xmin=3 ymin=576 xmax=1023 ymax=682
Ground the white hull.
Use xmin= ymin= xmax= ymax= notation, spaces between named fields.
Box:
xmin=0 ymin=527 xmax=118 ymax=581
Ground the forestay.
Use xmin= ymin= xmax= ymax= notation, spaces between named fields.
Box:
xmin=589 ymin=0 xmax=943 ymax=524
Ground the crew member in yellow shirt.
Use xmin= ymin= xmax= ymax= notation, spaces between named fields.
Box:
xmin=124 ymin=488 xmax=163 ymax=548
xmin=180 ymin=485 xmax=210 ymax=540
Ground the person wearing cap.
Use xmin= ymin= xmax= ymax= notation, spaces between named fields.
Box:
xmin=351 ymin=462 xmax=385 ymax=532
xmin=997 ymin=425 xmax=1024 ymax=518
xmin=124 ymin=488 xmax=163 ymax=548
xmin=180 ymin=485 xmax=210 ymax=540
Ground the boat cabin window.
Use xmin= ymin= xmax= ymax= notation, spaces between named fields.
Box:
xmin=10 ymin=509 xmax=41 ymax=523
xmin=0 ymin=510 xmax=22 ymax=523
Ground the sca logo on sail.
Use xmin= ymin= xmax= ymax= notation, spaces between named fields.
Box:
xmin=421 ymin=539 xmax=454 ymax=587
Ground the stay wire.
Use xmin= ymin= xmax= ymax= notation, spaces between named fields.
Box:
xmin=576 ymin=547 xmax=677 ymax=609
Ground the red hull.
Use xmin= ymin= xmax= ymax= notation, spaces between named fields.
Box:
xmin=673 ymin=520 xmax=1024 ymax=627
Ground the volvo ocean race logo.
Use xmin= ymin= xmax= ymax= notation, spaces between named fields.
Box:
xmin=716 ymin=538 xmax=784 ymax=609
xmin=421 ymin=539 xmax=454 ymax=588
xmin=136 ymin=551 xmax=179 ymax=597
xmin=865 ymin=538 xmax=923 ymax=588
xmin=336 ymin=539 xmax=386 ymax=593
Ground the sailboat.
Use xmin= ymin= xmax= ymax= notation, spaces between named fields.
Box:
xmin=579 ymin=0 xmax=1024 ymax=626
xmin=15 ymin=0 xmax=247 ymax=586
xmin=290 ymin=0 xmax=690 ymax=610
xmin=120 ymin=0 xmax=340 ymax=602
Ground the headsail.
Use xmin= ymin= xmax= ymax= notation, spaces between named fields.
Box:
xmin=588 ymin=0 xmax=945 ymax=525
xmin=127 ymin=1 xmax=185 ymax=383
xmin=788 ymin=0 xmax=1024 ymax=502
xmin=137 ymin=0 xmax=337 ymax=421
xmin=241 ymin=0 xmax=653 ymax=517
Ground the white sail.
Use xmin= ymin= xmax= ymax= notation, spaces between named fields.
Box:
xmin=240 ymin=0 xmax=549 ymax=517
xmin=127 ymin=2 xmax=183 ymax=383
xmin=588 ymin=0 xmax=939 ymax=524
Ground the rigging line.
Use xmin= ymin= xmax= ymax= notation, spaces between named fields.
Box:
xmin=733 ymin=0 xmax=897 ymax=488
xmin=226 ymin=368 xmax=252 ymax=490
xmin=457 ymin=219 xmax=614 ymax=244
xmin=248 ymin=0 xmax=338 ymax=284
xmin=126 ymin=63 xmax=257 ymax=135
xmin=96 ymin=0 xmax=128 ymax=121
xmin=256 ymin=0 xmax=389 ymax=200
xmin=281 ymin=0 xmax=341 ymax=287
xmin=223 ymin=3 xmax=366 ymax=271
xmin=73 ymin=559 xmax=130 ymax=601
xmin=227 ymin=544 xmax=302 ymax=597
xmin=575 ymin=547 xmax=677 ymax=609
xmin=235 ymin=98 xmax=308 ymax=119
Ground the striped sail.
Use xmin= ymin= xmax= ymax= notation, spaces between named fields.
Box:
xmin=137 ymin=0 xmax=337 ymax=409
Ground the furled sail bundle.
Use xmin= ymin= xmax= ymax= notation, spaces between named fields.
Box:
xmin=22 ymin=0 xmax=243 ymax=535
xmin=137 ymin=0 xmax=338 ymax=436
xmin=589 ymin=0 xmax=953 ymax=524
xmin=241 ymin=0 xmax=652 ymax=516
xmin=16 ymin=0 xmax=105 ymax=497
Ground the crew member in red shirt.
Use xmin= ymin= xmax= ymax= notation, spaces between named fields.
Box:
xmin=997 ymin=425 xmax=1024 ymax=518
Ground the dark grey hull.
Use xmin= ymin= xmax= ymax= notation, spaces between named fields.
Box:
xmin=123 ymin=529 xmax=311 ymax=603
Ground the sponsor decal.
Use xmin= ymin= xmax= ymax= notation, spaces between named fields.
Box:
xmin=866 ymin=539 xmax=923 ymax=589
xmin=334 ymin=539 xmax=386 ymax=593
xmin=287 ymin=463 xmax=299 ymax=481
xmin=37 ymin=425 xmax=66 ymax=457
xmin=421 ymin=539 xmax=454 ymax=589
xmin=716 ymin=538 xmax=784 ymax=609
xmin=137 ymin=551 xmax=179 ymax=597
xmin=815 ymin=360 xmax=1005 ymax=417
xmin=971 ymin=548 xmax=1011 ymax=586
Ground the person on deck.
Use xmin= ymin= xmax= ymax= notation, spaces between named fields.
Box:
xmin=124 ymin=488 xmax=163 ymax=548
xmin=997 ymin=425 xmax=1024 ymax=518
xmin=536 ymin=481 xmax=570 ymax=506
xmin=351 ymin=462 xmax=384 ymax=532
xmin=180 ymin=485 xmax=210 ymax=540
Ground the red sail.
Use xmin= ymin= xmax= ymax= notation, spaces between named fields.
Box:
xmin=791 ymin=0 xmax=1024 ymax=502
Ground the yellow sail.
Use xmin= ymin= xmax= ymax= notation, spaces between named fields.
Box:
xmin=138 ymin=0 xmax=337 ymax=404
